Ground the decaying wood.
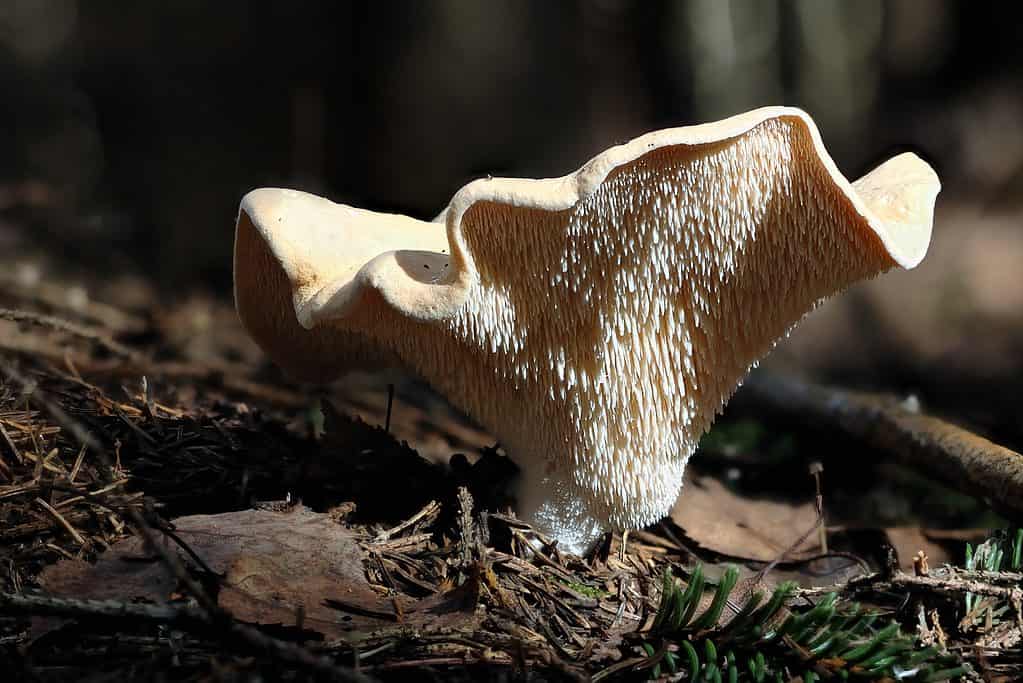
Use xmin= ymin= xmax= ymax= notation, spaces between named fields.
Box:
xmin=741 ymin=372 xmax=1023 ymax=523
xmin=893 ymin=571 xmax=1023 ymax=604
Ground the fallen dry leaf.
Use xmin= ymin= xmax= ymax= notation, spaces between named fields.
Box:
xmin=38 ymin=506 xmax=478 ymax=640
xmin=670 ymin=474 xmax=819 ymax=562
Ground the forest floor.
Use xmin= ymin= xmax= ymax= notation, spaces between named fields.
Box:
xmin=0 ymin=252 xmax=1020 ymax=682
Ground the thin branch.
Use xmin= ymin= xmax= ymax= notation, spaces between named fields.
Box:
xmin=0 ymin=591 xmax=207 ymax=623
xmin=34 ymin=496 xmax=87 ymax=546
xmin=892 ymin=572 xmax=1023 ymax=602
xmin=739 ymin=372 xmax=1023 ymax=523
xmin=0 ymin=338 xmax=311 ymax=408
xmin=0 ymin=307 xmax=140 ymax=360
xmin=0 ymin=421 xmax=22 ymax=463
xmin=373 ymin=500 xmax=441 ymax=543
xmin=0 ymin=270 xmax=147 ymax=334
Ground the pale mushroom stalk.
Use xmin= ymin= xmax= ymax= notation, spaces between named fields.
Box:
xmin=234 ymin=107 xmax=939 ymax=555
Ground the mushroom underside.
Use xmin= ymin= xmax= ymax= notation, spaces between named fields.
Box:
xmin=232 ymin=107 xmax=940 ymax=554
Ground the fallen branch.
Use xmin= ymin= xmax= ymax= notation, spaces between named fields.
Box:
xmin=739 ymin=372 xmax=1023 ymax=523
xmin=797 ymin=567 xmax=1022 ymax=606
xmin=892 ymin=571 xmax=1023 ymax=602
xmin=0 ymin=307 xmax=141 ymax=361
xmin=0 ymin=591 xmax=207 ymax=624
xmin=0 ymin=269 xmax=147 ymax=334
xmin=0 ymin=339 xmax=310 ymax=407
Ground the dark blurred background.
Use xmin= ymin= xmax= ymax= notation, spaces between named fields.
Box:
xmin=1 ymin=1 xmax=1022 ymax=450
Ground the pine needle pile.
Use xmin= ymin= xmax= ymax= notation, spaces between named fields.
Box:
xmin=638 ymin=565 xmax=966 ymax=681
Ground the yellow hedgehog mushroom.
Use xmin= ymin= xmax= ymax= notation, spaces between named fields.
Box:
xmin=233 ymin=107 xmax=939 ymax=554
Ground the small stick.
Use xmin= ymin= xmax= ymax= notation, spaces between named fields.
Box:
xmin=892 ymin=572 xmax=1023 ymax=601
xmin=52 ymin=478 xmax=130 ymax=507
xmin=0 ymin=509 xmax=92 ymax=542
xmin=44 ymin=542 xmax=77 ymax=560
xmin=35 ymin=496 xmax=87 ymax=546
xmin=0 ymin=422 xmax=22 ymax=463
xmin=0 ymin=362 xmax=104 ymax=454
xmin=373 ymin=500 xmax=440 ymax=543
xmin=0 ymin=591 xmax=207 ymax=623
xmin=0 ymin=307 xmax=140 ymax=360
xmin=508 ymin=529 xmax=576 ymax=583
xmin=384 ymin=383 xmax=394 ymax=433
xmin=368 ymin=532 xmax=434 ymax=553
xmin=809 ymin=461 xmax=827 ymax=555
xmin=0 ymin=268 xmax=148 ymax=333
xmin=153 ymin=522 xmax=223 ymax=579
xmin=69 ymin=443 xmax=87 ymax=483
xmin=0 ymin=482 xmax=39 ymax=501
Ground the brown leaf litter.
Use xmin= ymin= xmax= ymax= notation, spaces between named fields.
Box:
xmin=37 ymin=506 xmax=481 ymax=641
xmin=0 ymin=290 xmax=1019 ymax=680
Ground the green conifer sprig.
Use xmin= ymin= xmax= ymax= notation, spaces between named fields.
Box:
xmin=963 ymin=528 xmax=1022 ymax=629
xmin=639 ymin=564 xmax=967 ymax=681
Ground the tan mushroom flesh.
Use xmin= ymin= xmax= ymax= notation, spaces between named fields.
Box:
xmin=234 ymin=107 xmax=940 ymax=554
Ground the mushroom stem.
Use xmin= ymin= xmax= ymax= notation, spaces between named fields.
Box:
xmin=514 ymin=466 xmax=618 ymax=555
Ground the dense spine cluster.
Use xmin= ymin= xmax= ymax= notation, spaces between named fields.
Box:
xmin=234 ymin=107 xmax=938 ymax=553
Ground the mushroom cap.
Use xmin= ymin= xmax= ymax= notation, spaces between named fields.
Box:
xmin=234 ymin=106 xmax=939 ymax=551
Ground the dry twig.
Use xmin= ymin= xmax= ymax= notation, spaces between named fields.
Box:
xmin=740 ymin=372 xmax=1023 ymax=523
xmin=0 ymin=591 xmax=207 ymax=624
xmin=0 ymin=308 xmax=141 ymax=361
